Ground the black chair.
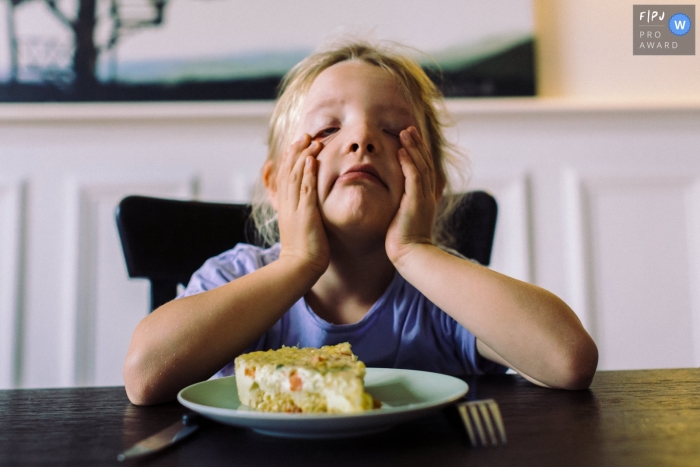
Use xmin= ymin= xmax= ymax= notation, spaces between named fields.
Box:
xmin=115 ymin=191 xmax=497 ymax=312
xmin=442 ymin=190 xmax=498 ymax=267
xmin=115 ymin=196 xmax=253 ymax=311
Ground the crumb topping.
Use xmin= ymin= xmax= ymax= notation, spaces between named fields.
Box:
xmin=237 ymin=342 xmax=364 ymax=375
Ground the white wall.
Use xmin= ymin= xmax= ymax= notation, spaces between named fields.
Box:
xmin=2 ymin=1 xmax=700 ymax=389
xmin=534 ymin=0 xmax=700 ymax=99
xmin=2 ymin=99 xmax=699 ymax=390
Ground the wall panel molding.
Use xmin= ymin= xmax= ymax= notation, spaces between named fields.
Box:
xmin=60 ymin=175 xmax=197 ymax=387
xmin=562 ymin=171 xmax=700 ymax=369
xmin=469 ymin=174 xmax=533 ymax=283
xmin=562 ymin=171 xmax=596 ymax=336
xmin=685 ymin=180 xmax=700 ymax=367
xmin=0 ymin=180 xmax=25 ymax=389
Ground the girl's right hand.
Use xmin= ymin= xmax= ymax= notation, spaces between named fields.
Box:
xmin=275 ymin=135 xmax=329 ymax=276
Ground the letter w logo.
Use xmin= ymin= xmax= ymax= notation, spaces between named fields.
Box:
xmin=674 ymin=20 xmax=686 ymax=29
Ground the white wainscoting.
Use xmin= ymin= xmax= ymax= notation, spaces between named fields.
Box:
xmin=0 ymin=179 xmax=25 ymax=388
xmin=1 ymin=98 xmax=698 ymax=389
xmin=562 ymin=172 xmax=700 ymax=369
xmin=62 ymin=175 xmax=198 ymax=387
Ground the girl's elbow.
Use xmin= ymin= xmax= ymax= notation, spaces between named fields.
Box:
xmin=123 ymin=350 xmax=166 ymax=406
xmin=124 ymin=381 xmax=152 ymax=406
xmin=557 ymin=337 xmax=599 ymax=390
xmin=124 ymin=356 xmax=149 ymax=405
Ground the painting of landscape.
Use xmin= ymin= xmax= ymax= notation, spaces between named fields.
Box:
xmin=0 ymin=0 xmax=535 ymax=102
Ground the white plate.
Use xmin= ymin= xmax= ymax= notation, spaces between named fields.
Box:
xmin=177 ymin=367 xmax=468 ymax=439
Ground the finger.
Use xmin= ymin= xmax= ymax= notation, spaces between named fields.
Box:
xmin=282 ymin=136 xmax=314 ymax=200
xmin=408 ymin=127 xmax=437 ymax=196
xmin=293 ymin=140 xmax=322 ymax=176
xmin=409 ymin=127 xmax=435 ymax=173
xmin=287 ymin=139 xmax=313 ymax=205
xmin=397 ymin=147 xmax=421 ymax=201
xmin=409 ymin=127 xmax=437 ymax=197
xmin=400 ymin=129 xmax=433 ymax=197
xmin=300 ymin=155 xmax=318 ymax=209
xmin=279 ymin=135 xmax=309 ymax=176
xmin=288 ymin=140 xmax=322 ymax=208
xmin=277 ymin=137 xmax=305 ymax=203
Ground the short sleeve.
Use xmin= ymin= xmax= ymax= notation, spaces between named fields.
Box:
xmin=178 ymin=243 xmax=281 ymax=298
xmin=451 ymin=321 xmax=509 ymax=374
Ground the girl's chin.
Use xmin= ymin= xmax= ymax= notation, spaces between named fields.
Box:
xmin=322 ymin=215 xmax=393 ymax=242
xmin=323 ymin=189 xmax=398 ymax=215
xmin=320 ymin=192 xmax=399 ymax=236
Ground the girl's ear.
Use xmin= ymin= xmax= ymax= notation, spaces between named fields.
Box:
xmin=262 ymin=160 xmax=279 ymax=211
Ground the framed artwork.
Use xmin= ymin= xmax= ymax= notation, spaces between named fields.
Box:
xmin=0 ymin=0 xmax=535 ymax=102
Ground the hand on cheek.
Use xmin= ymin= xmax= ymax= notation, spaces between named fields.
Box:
xmin=275 ymin=135 xmax=330 ymax=275
xmin=385 ymin=126 xmax=439 ymax=267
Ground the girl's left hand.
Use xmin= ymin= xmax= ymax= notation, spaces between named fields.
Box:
xmin=385 ymin=126 xmax=439 ymax=268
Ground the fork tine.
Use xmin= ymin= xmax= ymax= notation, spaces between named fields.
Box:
xmin=486 ymin=399 xmax=508 ymax=444
xmin=477 ymin=402 xmax=498 ymax=446
xmin=457 ymin=404 xmax=478 ymax=447
xmin=468 ymin=404 xmax=488 ymax=446
xmin=457 ymin=399 xmax=507 ymax=447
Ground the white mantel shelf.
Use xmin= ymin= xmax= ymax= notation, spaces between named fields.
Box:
xmin=1 ymin=97 xmax=699 ymax=123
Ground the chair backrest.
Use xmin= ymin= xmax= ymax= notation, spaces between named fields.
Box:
xmin=115 ymin=196 xmax=253 ymax=311
xmin=115 ymin=191 xmax=497 ymax=312
xmin=442 ymin=190 xmax=498 ymax=267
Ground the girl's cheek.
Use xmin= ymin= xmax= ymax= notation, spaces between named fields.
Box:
xmin=314 ymin=162 xmax=332 ymax=200
xmin=315 ymin=145 xmax=328 ymax=162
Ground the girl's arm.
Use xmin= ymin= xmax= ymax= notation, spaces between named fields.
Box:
xmin=124 ymin=137 xmax=328 ymax=405
xmin=386 ymin=128 xmax=598 ymax=389
xmin=123 ymin=257 xmax=319 ymax=406
xmin=393 ymin=245 xmax=597 ymax=389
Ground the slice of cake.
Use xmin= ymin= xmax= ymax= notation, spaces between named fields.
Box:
xmin=234 ymin=342 xmax=374 ymax=414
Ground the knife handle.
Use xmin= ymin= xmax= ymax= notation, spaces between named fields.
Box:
xmin=182 ymin=412 xmax=201 ymax=426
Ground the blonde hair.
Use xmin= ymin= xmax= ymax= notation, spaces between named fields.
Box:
xmin=251 ymin=39 xmax=467 ymax=247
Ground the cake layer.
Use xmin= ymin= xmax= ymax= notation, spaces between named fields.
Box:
xmin=234 ymin=343 xmax=374 ymax=413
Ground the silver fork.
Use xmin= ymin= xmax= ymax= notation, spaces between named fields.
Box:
xmin=456 ymin=399 xmax=507 ymax=447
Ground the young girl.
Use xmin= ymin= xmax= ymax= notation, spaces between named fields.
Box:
xmin=123 ymin=40 xmax=598 ymax=405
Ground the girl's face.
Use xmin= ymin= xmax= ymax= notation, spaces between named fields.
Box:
xmin=294 ymin=60 xmax=418 ymax=241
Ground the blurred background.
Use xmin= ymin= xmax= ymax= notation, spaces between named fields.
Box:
xmin=0 ymin=0 xmax=537 ymax=100
xmin=1 ymin=0 xmax=699 ymax=389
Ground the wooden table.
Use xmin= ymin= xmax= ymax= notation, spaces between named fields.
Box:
xmin=1 ymin=369 xmax=699 ymax=466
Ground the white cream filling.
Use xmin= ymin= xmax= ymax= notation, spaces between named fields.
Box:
xmin=237 ymin=363 xmax=364 ymax=412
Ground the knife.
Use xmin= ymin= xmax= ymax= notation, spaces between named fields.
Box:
xmin=117 ymin=413 xmax=200 ymax=461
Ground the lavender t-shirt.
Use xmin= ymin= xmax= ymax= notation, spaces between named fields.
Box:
xmin=179 ymin=243 xmax=507 ymax=378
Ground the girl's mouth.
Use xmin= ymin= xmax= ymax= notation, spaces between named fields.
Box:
xmin=335 ymin=164 xmax=386 ymax=188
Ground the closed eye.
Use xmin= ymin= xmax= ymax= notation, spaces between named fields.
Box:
xmin=384 ymin=129 xmax=401 ymax=138
xmin=315 ymin=127 xmax=339 ymax=139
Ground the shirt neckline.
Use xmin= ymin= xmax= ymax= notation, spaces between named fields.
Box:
xmin=300 ymin=270 xmax=402 ymax=332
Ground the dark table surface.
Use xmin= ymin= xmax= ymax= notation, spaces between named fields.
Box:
xmin=1 ymin=368 xmax=699 ymax=466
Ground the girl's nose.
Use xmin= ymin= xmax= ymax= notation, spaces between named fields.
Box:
xmin=350 ymin=142 xmax=375 ymax=153
xmin=345 ymin=124 xmax=377 ymax=155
